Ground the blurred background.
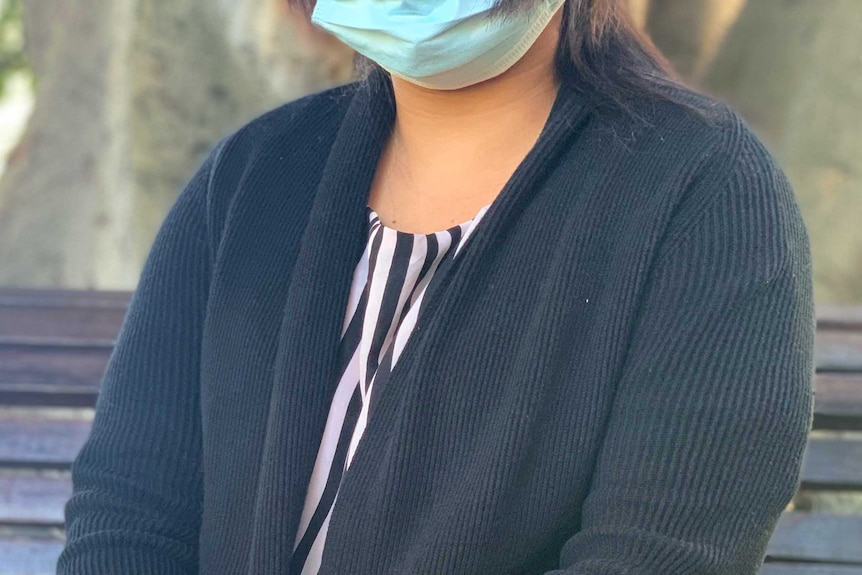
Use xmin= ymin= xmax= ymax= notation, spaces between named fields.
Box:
xmin=0 ymin=1 xmax=861 ymax=573
xmin=0 ymin=0 xmax=860 ymax=303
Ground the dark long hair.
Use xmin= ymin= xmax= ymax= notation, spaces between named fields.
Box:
xmin=553 ymin=0 xmax=686 ymax=117
xmin=290 ymin=0 xmax=687 ymax=119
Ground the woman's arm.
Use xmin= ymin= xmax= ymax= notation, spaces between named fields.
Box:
xmin=551 ymin=136 xmax=815 ymax=574
xmin=57 ymin=141 xmax=225 ymax=574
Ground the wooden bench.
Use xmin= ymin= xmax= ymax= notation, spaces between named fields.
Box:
xmin=1 ymin=287 xmax=861 ymax=574
xmin=0 ymin=288 xmax=128 ymax=574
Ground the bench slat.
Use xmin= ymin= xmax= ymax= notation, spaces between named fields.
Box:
xmin=3 ymin=546 xmax=862 ymax=575
xmin=814 ymin=374 xmax=862 ymax=431
xmin=1 ymin=426 xmax=860 ymax=523
xmin=0 ymin=287 xmax=130 ymax=306
xmin=4 ymin=491 xmax=862 ymax=573
xmin=2 ymin=356 xmax=836 ymax=418
xmin=0 ymin=444 xmax=862 ymax=528
xmin=0 ymin=412 xmax=859 ymax=488
xmin=800 ymin=437 xmax=862 ymax=491
xmin=761 ymin=565 xmax=862 ymax=575
xmin=0 ymin=288 xmax=129 ymax=342
xmin=0 ymin=340 xmax=112 ymax=407
xmin=2 ymin=333 xmax=862 ymax=420
xmin=767 ymin=512 xmax=862 ymax=564
xmin=0 ymin=416 xmax=91 ymax=469
xmin=0 ymin=535 xmax=64 ymax=574
xmin=6 ymin=290 xmax=846 ymax=331
xmin=0 ymin=473 xmax=70 ymax=527
xmin=0 ymin=382 xmax=98 ymax=408
xmin=3 ymin=286 xmax=860 ymax=370
xmin=817 ymin=306 xmax=862 ymax=331
xmin=0 ymin=306 xmax=126 ymax=341
xmin=817 ymin=331 xmax=862 ymax=372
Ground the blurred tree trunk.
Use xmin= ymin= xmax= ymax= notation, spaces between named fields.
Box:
xmin=646 ymin=0 xmax=745 ymax=82
xmin=706 ymin=0 xmax=862 ymax=304
xmin=0 ymin=0 xmax=121 ymax=287
xmin=627 ymin=0 xmax=651 ymax=31
xmin=0 ymin=0 xmax=353 ymax=289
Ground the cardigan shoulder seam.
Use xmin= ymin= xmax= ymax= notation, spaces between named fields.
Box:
xmin=652 ymin=111 xmax=795 ymax=278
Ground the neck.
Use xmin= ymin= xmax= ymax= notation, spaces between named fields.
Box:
xmin=365 ymin=13 xmax=564 ymax=232
xmin=384 ymin=12 xmax=564 ymax=177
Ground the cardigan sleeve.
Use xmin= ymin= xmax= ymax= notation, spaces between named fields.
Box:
xmin=551 ymin=135 xmax=815 ymax=574
xmin=57 ymin=142 xmax=224 ymax=575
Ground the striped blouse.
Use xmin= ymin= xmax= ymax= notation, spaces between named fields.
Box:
xmin=290 ymin=203 xmax=492 ymax=575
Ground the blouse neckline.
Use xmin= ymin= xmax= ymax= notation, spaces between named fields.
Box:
xmin=366 ymin=204 xmax=491 ymax=237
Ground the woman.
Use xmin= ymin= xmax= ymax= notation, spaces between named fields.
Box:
xmin=58 ymin=0 xmax=815 ymax=573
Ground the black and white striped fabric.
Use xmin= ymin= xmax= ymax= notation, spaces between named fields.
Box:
xmin=290 ymin=203 xmax=491 ymax=575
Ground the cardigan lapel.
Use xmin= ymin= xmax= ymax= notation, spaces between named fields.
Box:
xmin=246 ymin=68 xmax=589 ymax=572
xmin=322 ymin=81 xmax=590 ymax=561
xmin=247 ymin=72 xmax=396 ymax=572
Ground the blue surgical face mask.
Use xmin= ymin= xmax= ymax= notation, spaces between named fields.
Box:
xmin=311 ymin=0 xmax=566 ymax=91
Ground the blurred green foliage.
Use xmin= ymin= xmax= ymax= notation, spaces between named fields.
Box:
xmin=0 ymin=0 xmax=28 ymax=98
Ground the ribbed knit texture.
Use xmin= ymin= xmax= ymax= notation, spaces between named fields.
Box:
xmin=292 ymin=206 xmax=488 ymax=574
xmin=59 ymin=68 xmax=815 ymax=575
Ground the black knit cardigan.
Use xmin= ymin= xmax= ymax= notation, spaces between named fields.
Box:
xmin=59 ymin=70 xmax=815 ymax=575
